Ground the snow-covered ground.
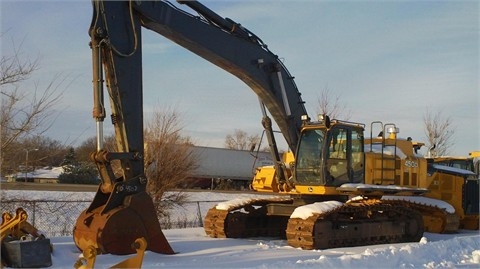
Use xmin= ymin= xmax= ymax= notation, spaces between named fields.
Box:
xmin=47 ymin=228 xmax=479 ymax=269
xmin=2 ymin=190 xmax=479 ymax=268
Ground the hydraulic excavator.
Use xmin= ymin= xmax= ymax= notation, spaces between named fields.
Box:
xmin=75 ymin=0 xmax=446 ymax=254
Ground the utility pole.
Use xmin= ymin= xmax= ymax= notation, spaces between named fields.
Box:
xmin=24 ymin=148 xmax=38 ymax=182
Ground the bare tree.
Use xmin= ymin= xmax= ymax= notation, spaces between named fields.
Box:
xmin=0 ymin=37 xmax=38 ymax=85
xmin=316 ymin=86 xmax=351 ymax=120
xmin=1 ymin=36 xmax=64 ymax=175
xmin=23 ymin=135 xmax=68 ymax=167
xmin=225 ymin=129 xmax=260 ymax=150
xmin=75 ymin=136 xmax=97 ymax=163
xmin=1 ymin=75 xmax=65 ymax=149
xmin=75 ymin=134 xmax=116 ymax=163
xmin=144 ymin=107 xmax=199 ymax=218
xmin=423 ymin=108 xmax=454 ymax=157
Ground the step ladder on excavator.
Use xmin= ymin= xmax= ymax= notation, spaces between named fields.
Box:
xmin=369 ymin=121 xmax=399 ymax=185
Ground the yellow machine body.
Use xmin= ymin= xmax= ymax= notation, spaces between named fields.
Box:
xmin=364 ymin=137 xmax=479 ymax=231
xmin=248 ymin=120 xmax=479 ymax=235
xmin=206 ymin=119 xmax=428 ymax=250
xmin=251 ymin=151 xmax=294 ymax=193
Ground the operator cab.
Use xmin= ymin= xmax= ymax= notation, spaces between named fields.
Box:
xmin=294 ymin=115 xmax=365 ymax=187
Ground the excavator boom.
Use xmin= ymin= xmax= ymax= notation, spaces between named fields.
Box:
xmin=75 ymin=0 xmax=308 ymax=255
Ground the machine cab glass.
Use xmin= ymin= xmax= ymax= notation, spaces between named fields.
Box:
xmin=295 ymin=125 xmax=364 ymax=186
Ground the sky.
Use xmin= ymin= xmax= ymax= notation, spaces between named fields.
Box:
xmin=1 ymin=0 xmax=478 ymax=156
xmin=2 ymin=190 xmax=480 ymax=268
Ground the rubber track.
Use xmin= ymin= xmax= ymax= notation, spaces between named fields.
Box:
xmin=204 ymin=197 xmax=292 ymax=239
xmin=383 ymin=200 xmax=459 ymax=233
xmin=285 ymin=199 xmax=424 ymax=250
xmin=205 ymin=198 xmax=428 ymax=250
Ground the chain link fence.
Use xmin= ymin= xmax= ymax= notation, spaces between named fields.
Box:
xmin=0 ymin=199 xmax=222 ymax=237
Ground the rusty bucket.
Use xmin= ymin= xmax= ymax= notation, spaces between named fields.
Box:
xmin=73 ymin=191 xmax=174 ymax=255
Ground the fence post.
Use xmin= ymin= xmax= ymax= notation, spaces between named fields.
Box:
xmin=196 ymin=201 xmax=203 ymax=227
xmin=32 ymin=201 xmax=36 ymax=227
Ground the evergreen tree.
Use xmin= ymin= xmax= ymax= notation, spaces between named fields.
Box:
xmin=61 ymin=147 xmax=77 ymax=166
xmin=58 ymin=148 xmax=99 ymax=184
xmin=58 ymin=162 xmax=99 ymax=184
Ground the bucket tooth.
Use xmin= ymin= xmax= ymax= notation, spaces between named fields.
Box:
xmin=109 ymin=237 xmax=147 ymax=269
xmin=74 ymin=245 xmax=97 ymax=269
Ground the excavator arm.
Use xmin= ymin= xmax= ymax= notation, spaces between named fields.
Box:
xmin=92 ymin=0 xmax=308 ymax=155
xmin=137 ymin=0 xmax=308 ymax=151
xmin=75 ymin=0 xmax=308 ymax=255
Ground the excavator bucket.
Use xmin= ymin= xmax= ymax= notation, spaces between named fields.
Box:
xmin=73 ymin=191 xmax=174 ymax=255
